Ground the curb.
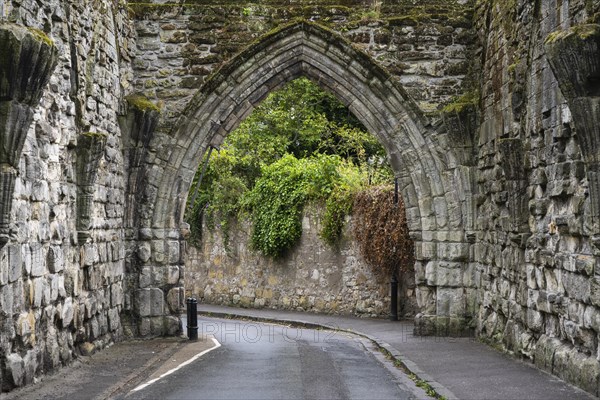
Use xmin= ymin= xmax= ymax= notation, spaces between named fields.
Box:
xmin=198 ymin=310 xmax=458 ymax=400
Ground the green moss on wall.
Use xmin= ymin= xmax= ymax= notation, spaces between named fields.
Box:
xmin=27 ymin=27 xmax=54 ymax=46
xmin=441 ymin=90 xmax=479 ymax=114
xmin=545 ymin=24 xmax=600 ymax=44
xmin=125 ymin=95 xmax=161 ymax=113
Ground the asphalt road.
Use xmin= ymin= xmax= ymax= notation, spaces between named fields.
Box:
xmin=121 ymin=317 xmax=428 ymax=400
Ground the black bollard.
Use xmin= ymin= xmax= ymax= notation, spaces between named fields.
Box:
xmin=390 ymin=274 xmax=398 ymax=321
xmin=186 ymin=297 xmax=198 ymax=341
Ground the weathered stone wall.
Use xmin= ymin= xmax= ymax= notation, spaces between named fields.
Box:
xmin=0 ymin=0 xmax=135 ymax=391
xmin=130 ymin=0 xmax=473 ymax=122
xmin=473 ymin=0 xmax=600 ymax=395
xmin=186 ymin=205 xmax=417 ymax=318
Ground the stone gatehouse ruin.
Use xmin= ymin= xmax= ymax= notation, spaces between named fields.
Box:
xmin=1 ymin=0 xmax=600 ymax=396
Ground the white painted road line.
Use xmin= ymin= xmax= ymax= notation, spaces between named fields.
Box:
xmin=131 ymin=337 xmax=222 ymax=393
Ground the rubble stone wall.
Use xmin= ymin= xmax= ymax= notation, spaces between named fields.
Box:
xmin=186 ymin=205 xmax=418 ymax=318
xmin=473 ymin=0 xmax=600 ymax=395
xmin=0 ymin=0 xmax=135 ymax=391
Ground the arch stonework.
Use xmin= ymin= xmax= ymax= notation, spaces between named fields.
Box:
xmin=129 ymin=21 xmax=477 ymax=336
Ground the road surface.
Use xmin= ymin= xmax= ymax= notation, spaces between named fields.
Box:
xmin=122 ymin=316 xmax=428 ymax=400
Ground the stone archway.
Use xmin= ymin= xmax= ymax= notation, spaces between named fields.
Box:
xmin=131 ymin=21 xmax=476 ymax=337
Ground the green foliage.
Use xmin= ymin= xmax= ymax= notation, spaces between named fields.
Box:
xmin=186 ymin=77 xmax=393 ymax=257
xmin=245 ymin=154 xmax=341 ymax=257
xmin=320 ymin=161 xmax=372 ymax=245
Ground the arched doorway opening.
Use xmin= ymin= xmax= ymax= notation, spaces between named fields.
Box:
xmin=183 ymin=76 xmax=417 ymax=318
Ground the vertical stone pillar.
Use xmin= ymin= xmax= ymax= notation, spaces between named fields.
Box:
xmin=133 ymin=229 xmax=184 ymax=337
xmin=0 ymin=23 xmax=58 ymax=245
xmin=545 ymin=24 xmax=600 ymax=233
xmin=412 ymin=100 xmax=479 ymax=337
xmin=76 ymin=132 xmax=107 ymax=243
xmin=119 ymin=95 xmax=182 ymax=337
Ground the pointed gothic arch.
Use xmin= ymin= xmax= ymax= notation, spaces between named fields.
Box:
xmin=133 ymin=21 xmax=476 ymax=336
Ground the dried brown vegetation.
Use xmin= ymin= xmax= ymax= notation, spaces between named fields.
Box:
xmin=353 ymin=186 xmax=415 ymax=282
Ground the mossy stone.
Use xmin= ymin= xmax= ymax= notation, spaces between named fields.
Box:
xmin=125 ymin=94 xmax=161 ymax=113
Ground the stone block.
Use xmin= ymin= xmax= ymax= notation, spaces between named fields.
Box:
xmin=167 ymin=287 xmax=184 ymax=313
xmin=167 ymin=265 xmax=180 ymax=284
xmin=98 ymin=312 xmax=109 ymax=336
xmin=47 ymin=246 xmax=64 ymax=276
xmin=167 ymin=240 xmax=180 ymax=264
xmin=7 ymin=244 xmax=21 ymax=282
xmin=85 ymin=266 xmax=103 ymax=290
xmin=108 ymin=308 xmax=121 ymax=332
xmin=138 ymin=317 xmax=152 ymax=337
xmin=534 ymin=335 xmax=557 ymax=372
xmin=414 ymin=241 xmax=436 ymax=261
xmin=0 ymin=283 xmax=13 ymax=315
xmin=137 ymin=242 xmax=151 ymax=263
xmin=139 ymin=266 xmax=153 ymax=288
xmin=463 ymin=263 xmax=478 ymax=288
xmin=436 ymin=287 xmax=465 ymax=317
xmin=562 ymin=272 xmax=590 ymax=303
xmin=61 ymin=297 xmax=74 ymax=327
xmin=136 ymin=288 xmax=165 ymax=317
xmin=89 ymin=316 xmax=100 ymax=339
xmin=44 ymin=325 xmax=60 ymax=370
xmin=414 ymin=261 xmax=426 ymax=284
xmin=31 ymin=277 xmax=44 ymax=308
xmin=82 ymin=244 xmax=98 ymax=267
xmin=165 ymin=316 xmax=181 ymax=336
xmin=591 ymin=277 xmax=600 ymax=307
xmin=20 ymin=245 xmax=30 ymax=277
xmin=526 ymin=265 xmax=537 ymax=290
xmin=465 ymin=288 xmax=479 ymax=316
xmin=6 ymin=353 xmax=24 ymax=387
xmin=553 ymin=341 xmax=600 ymax=396
xmin=29 ymin=243 xmax=45 ymax=277
xmin=111 ymin=282 xmax=123 ymax=307
xmin=583 ymin=305 xmax=600 ymax=331
xmin=415 ymin=285 xmax=436 ymax=314
xmin=436 ymin=262 xmax=464 ymax=287
xmin=152 ymin=240 xmax=166 ymax=263
xmin=16 ymin=311 xmax=35 ymax=346
xmin=22 ymin=349 xmax=38 ymax=386
xmin=0 ymin=247 xmax=7 ymax=285
xmin=437 ymin=242 xmax=469 ymax=262
xmin=11 ymin=279 xmax=23 ymax=313
xmin=575 ymin=255 xmax=595 ymax=276
xmin=425 ymin=261 xmax=437 ymax=286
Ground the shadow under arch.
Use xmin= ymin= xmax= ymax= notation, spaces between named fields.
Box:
xmin=137 ymin=20 xmax=476 ymax=336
